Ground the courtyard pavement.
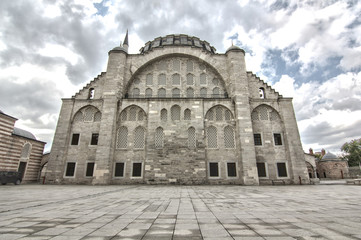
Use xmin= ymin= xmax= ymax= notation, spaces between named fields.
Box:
xmin=0 ymin=184 xmax=361 ymax=240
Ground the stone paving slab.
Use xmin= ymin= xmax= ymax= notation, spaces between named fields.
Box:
xmin=0 ymin=184 xmax=361 ymax=240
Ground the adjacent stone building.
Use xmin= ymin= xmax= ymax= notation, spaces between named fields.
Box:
xmin=45 ymin=33 xmax=309 ymax=185
xmin=0 ymin=110 xmax=46 ymax=182
xmin=317 ymin=152 xmax=349 ymax=179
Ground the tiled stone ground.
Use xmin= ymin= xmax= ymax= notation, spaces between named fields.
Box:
xmin=0 ymin=184 xmax=360 ymax=240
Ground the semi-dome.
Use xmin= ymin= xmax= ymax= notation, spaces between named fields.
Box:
xmin=13 ymin=127 xmax=37 ymax=140
xmin=139 ymin=34 xmax=217 ymax=54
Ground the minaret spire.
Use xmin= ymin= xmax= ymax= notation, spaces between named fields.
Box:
xmin=123 ymin=29 xmax=129 ymax=52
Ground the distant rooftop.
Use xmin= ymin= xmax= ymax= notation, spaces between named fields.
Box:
xmin=13 ymin=127 xmax=37 ymax=140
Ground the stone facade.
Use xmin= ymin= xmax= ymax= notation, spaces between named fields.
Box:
xmin=0 ymin=111 xmax=46 ymax=182
xmin=316 ymin=152 xmax=349 ymax=179
xmin=45 ymin=33 xmax=309 ymax=185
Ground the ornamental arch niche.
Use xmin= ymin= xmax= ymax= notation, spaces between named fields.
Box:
xmin=124 ymin=55 xmax=229 ymax=99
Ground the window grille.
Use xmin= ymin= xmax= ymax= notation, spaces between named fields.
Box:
xmin=146 ymin=74 xmax=153 ymax=85
xmin=209 ymin=162 xmax=219 ymax=177
xmin=121 ymin=111 xmax=127 ymax=121
xmin=212 ymin=78 xmax=219 ymax=86
xmin=227 ymin=162 xmax=237 ymax=177
xmin=257 ymin=162 xmax=267 ymax=177
xmin=94 ymin=111 xmax=101 ymax=122
xmin=207 ymin=126 xmax=218 ymax=148
xmin=138 ymin=111 xmax=144 ymax=121
xmin=134 ymin=78 xmax=140 ymax=85
xmin=187 ymin=74 xmax=194 ymax=85
xmin=161 ymin=109 xmax=167 ymax=121
xmin=114 ymin=162 xmax=124 ymax=177
xmin=158 ymin=60 xmax=167 ymax=71
xmin=200 ymin=73 xmax=207 ymax=85
xmin=172 ymin=88 xmax=180 ymax=98
xmin=225 ymin=110 xmax=231 ymax=120
xmin=200 ymin=88 xmax=207 ymax=98
xmin=207 ymin=110 xmax=214 ymax=121
xmin=117 ymin=127 xmax=128 ymax=149
xmin=254 ymin=134 xmax=262 ymax=146
xmin=132 ymin=162 xmax=142 ymax=177
xmin=259 ymin=106 xmax=268 ymax=120
xmin=171 ymin=105 xmax=181 ymax=120
xmin=270 ymin=111 xmax=280 ymax=121
xmin=133 ymin=88 xmax=140 ymax=97
xmin=158 ymin=88 xmax=166 ymax=97
xmin=71 ymin=133 xmax=80 ymax=145
xmin=184 ymin=109 xmax=191 ymax=120
xmin=73 ymin=111 xmax=83 ymax=122
xmin=277 ymin=162 xmax=287 ymax=177
xmin=224 ymin=126 xmax=235 ymax=148
xmin=216 ymin=107 xmax=223 ymax=121
xmin=145 ymin=88 xmax=153 ymax=98
xmin=90 ymin=133 xmax=99 ymax=145
xmin=274 ymin=133 xmax=283 ymax=145
xmin=251 ymin=111 xmax=258 ymax=121
xmin=134 ymin=127 xmax=145 ymax=149
xmin=172 ymin=74 xmax=180 ymax=85
xmin=155 ymin=127 xmax=164 ymax=148
xmin=186 ymin=88 xmax=194 ymax=98
xmin=158 ymin=74 xmax=166 ymax=85
xmin=188 ymin=127 xmax=196 ymax=148
xmin=129 ymin=107 xmax=137 ymax=121
xmin=173 ymin=59 xmax=180 ymax=71
xmin=84 ymin=107 xmax=95 ymax=121
xmin=212 ymin=87 xmax=220 ymax=97
xmin=187 ymin=60 xmax=193 ymax=72
xmin=21 ymin=143 xmax=31 ymax=158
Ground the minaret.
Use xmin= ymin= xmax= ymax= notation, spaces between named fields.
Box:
xmin=123 ymin=29 xmax=129 ymax=52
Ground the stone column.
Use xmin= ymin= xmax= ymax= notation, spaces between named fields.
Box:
xmin=226 ymin=49 xmax=259 ymax=185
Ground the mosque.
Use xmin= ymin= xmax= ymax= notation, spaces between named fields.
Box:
xmin=45 ymin=32 xmax=309 ymax=185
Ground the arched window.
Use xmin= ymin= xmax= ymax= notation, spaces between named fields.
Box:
xmin=94 ymin=111 xmax=102 ymax=122
xmin=172 ymin=88 xmax=180 ymax=98
xmin=121 ymin=110 xmax=127 ymax=121
xmin=158 ymin=88 xmax=166 ymax=98
xmin=158 ymin=74 xmax=166 ymax=85
xmin=259 ymin=88 xmax=265 ymax=99
xmin=188 ymin=127 xmax=196 ymax=148
xmin=187 ymin=60 xmax=193 ymax=72
xmin=129 ymin=107 xmax=137 ymax=121
xmin=173 ymin=59 xmax=180 ymax=71
xmin=200 ymin=88 xmax=207 ymax=98
xmin=259 ymin=106 xmax=268 ymax=120
xmin=270 ymin=111 xmax=280 ymax=121
xmin=186 ymin=88 xmax=194 ymax=98
xmin=145 ymin=88 xmax=153 ymax=98
xmin=207 ymin=110 xmax=214 ymax=121
xmin=216 ymin=107 xmax=223 ymax=121
xmin=184 ymin=109 xmax=191 ymax=120
xmin=200 ymin=73 xmax=207 ymax=85
xmin=212 ymin=78 xmax=219 ymax=86
xmin=187 ymin=74 xmax=194 ymax=85
xmin=161 ymin=109 xmax=167 ymax=121
xmin=134 ymin=127 xmax=145 ymax=149
xmin=88 ymin=88 xmax=95 ymax=99
xmin=84 ymin=107 xmax=95 ymax=122
xmin=207 ymin=126 xmax=218 ymax=148
xmin=138 ymin=110 xmax=144 ymax=121
xmin=155 ymin=127 xmax=164 ymax=149
xmin=212 ymin=87 xmax=220 ymax=98
xmin=224 ymin=126 xmax=235 ymax=148
xmin=133 ymin=88 xmax=140 ymax=98
xmin=146 ymin=74 xmax=153 ymax=85
xmin=117 ymin=127 xmax=128 ymax=149
xmin=251 ymin=111 xmax=259 ymax=121
xmin=224 ymin=110 xmax=231 ymax=121
xmin=73 ymin=111 xmax=83 ymax=122
xmin=21 ymin=143 xmax=31 ymax=159
xmin=134 ymin=78 xmax=140 ymax=85
xmin=172 ymin=74 xmax=180 ymax=85
xmin=171 ymin=105 xmax=181 ymax=120
xmin=158 ymin=60 xmax=167 ymax=71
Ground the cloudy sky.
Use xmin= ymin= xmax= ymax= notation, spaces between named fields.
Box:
xmin=1 ymin=0 xmax=360 ymax=154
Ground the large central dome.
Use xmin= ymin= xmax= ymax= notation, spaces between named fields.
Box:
xmin=139 ymin=34 xmax=217 ymax=54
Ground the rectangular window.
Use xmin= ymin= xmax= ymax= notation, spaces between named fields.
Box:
xmin=227 ymin=162 xmax=237 ymax=177
xmin=209 ymin=162 xmax=219 ymax=177
xmin=257 ymin=162 xmax=267 ymax=177
xmin=274 ymin=133 xmax=283 ymax=145
xmin=277 ymin=162 xmax=288 ymax=177
xmin=254 ymin=134 xmax=262 ymax=146
xmin=71 ymin=134 xmax=80 ymax=145
xmin=65 ymin=162 xmax=76 ymax=177
xmin=86 ymin=162 xmax=95 ymax=177
xmin=132 ymin=163 xmax=142 ymax=177
xmin=91 ymin=133 xmax=99 ymax=145
xmin=114 ymin=162 xmax=125 ymax=177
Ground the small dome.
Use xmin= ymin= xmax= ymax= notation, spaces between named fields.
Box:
xmin=226 ymin=45 xmax=243 ymax=53
xmin=321 ymin=152 xmax=341 ymax=161
xmin=111 ymin=46 xmax=127 ymax=52
xmin=13 ymin=127 xmax=37 ymax=140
